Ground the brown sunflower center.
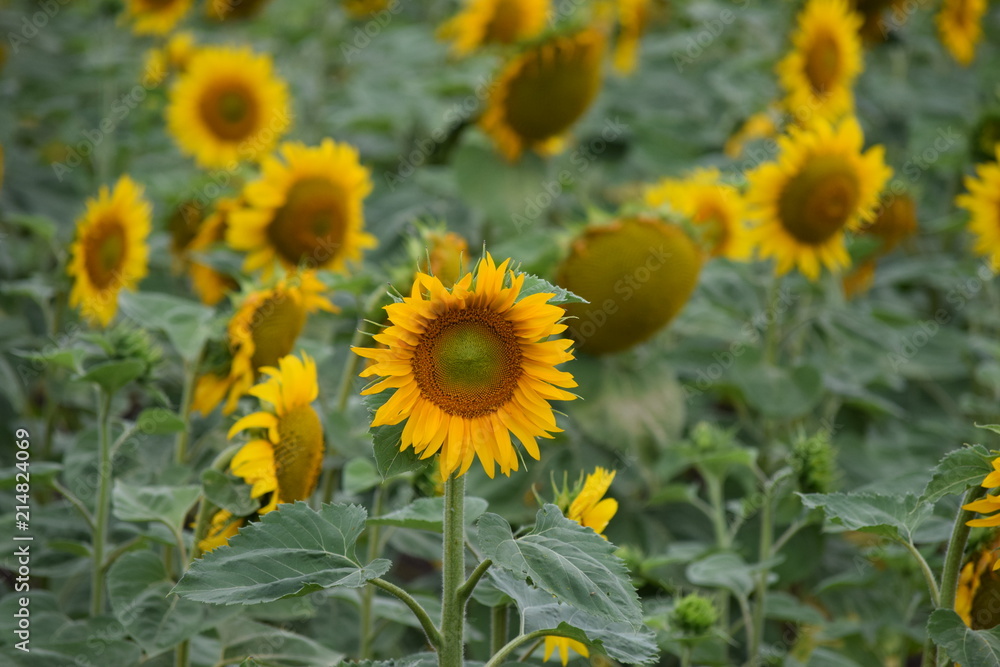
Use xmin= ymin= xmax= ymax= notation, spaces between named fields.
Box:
xmin=199 ymin=83 xmax=258 ymax=141
xmin=266 ymin=177 xmax=348 ymax=268
xmin=412 ymin=308 xmax=522 ymax=417
xmin=168 ymin=201 xmax=204 ymax=255
xmin=503 ymin=36 xmax=602 ymax=144
xmin=805 ymin=31 xmax=841 ymax=94
xmin=778 ymin=154 xmax=860 ymax=245
xmin=247 ymin=293 xmax=307 ymax=370
xmin=83 ymin=218 xmax=127 ymax=289
xmin=484 ymin=0 xmax=528 ymax=45
xmin=273 ymin=403 xmax=324 ymax=502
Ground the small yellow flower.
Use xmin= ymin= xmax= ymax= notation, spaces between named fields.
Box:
xmin=143 ymin=31 xmax=197 ymax=87
xmin=936 ymin=0 xmax=986 ymax=66
xmin=956 ymin=147 xmax=1000 ymax=271
xmin=438 ymin=0 xmax=550 ymax=57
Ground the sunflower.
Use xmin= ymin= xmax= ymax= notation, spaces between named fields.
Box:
xmin=207 ymin=0 xmax=272 ymax=20
xmin=645 ymin=168 xmax=751 ymax=261
xmin=67 ymin=176 xmax=152 ymax=328
xmin=745 ymin=116 xmax=891 ymax=280
xmin=971 ymin=113 xmax=1000 ymax=164
xmin=187 ymin=197 xmax=241 ymax=306
xmin=353 ymin=254 xmax=577 ymax=479
xmin=227 ymin=139 xmax=375 ymax=278
xmin=200 ymin=353 xmax=325 ymax=552
xmin=956 ymin=530 xmax=1000 ymax=629
xmin=438 ymin=0 xmax=550 ymax=57
xmin=166 ymin=46 xmax=290 ymax=168
xmin=936 ymin=0 xmax=986 ymax=66
xmin=167 ymin=200 xmax=206 ymax=264
xmin=342 ymin=0 xmax=391 ymax=17
xmin=957 ymin=147 xmax=1000 ymax=271
xmin=143 ymin=31 xmax=197 ymax=87
xmin=411 ymin=228 xmax=470 ymax=289
xmin=850 ymin=0 xmax=908 ymax=43
xmin=481 ymin=29 xmax=605 ymax=161
xmin=192 ymin=272 xmax=336 ymax=416
xmin=612 ymin=0 xmax=653 ymax=75
xmin=963 ymin=458 xmax=1000 ymax=534
xmin=776 ymin=0 xmax=863 ymax=122
xmin=545 ymin=467 xmax=618 ymax=664
xmin=725 ymin=109 xmax=781 ymax=158
xmin=124 ymin=0 xmax=192 ymax=35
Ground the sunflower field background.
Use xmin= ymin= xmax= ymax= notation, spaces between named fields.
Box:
xmin=3 ymin=0 xmax=1000 ymax=665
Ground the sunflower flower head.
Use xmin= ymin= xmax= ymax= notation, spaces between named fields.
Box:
xmin=611 ymin=0 xmax=654 ymax=75
xmin=936 ymin=0 xmax=986 ymax=66
xmin=207 ymin=0 xmax=273 ymax=21
xmin=410 ymin=228 xmax=470 ymax=289
xmin=957 ymin=147 xmax=1000 ymax=271
xmin=963 ymin=457 xmax=1000 ymax=539
xmin=123 ymin=0 xmax=193 ymax=35
xmin=438 ymin=0 xmax=551 ymax=57
xmin=68 ymin=175 xmax=152 ymax=328
xmin=187 ymin=197 xmax=241 ymax=306
xmin=354 ymin=253 xmax=577 ymax=479
xmin=143 ymin=31 xmax=197 ymax=87
xmin=955 ymin=529 xmax=1000 ymax=629
xmin=745 ymin=116 xmax=892 ymax=280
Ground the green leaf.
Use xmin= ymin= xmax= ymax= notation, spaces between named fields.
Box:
xmin=364 ymin=392 xmax=427 ymax=479
xmin=921 ymin=445 xmax=994 ymax=503
xmin=135 ymin=408 xmax=186 ymax=435
xmin=13 ymin=346 xmax=88 ymax=373
xmin=368 ymin=497 xmax=488 ymax=532
xmin=343 ymin=457 xmax=381 ymax=495
xmin=335 ymin=653 xmax=439 ymax=667
xmin=118 ymin=292 xmax=216 ymax=363
xmin=519 ymin=274 xmax=588 ymax=305
xmin=927 ymin=609 xmax=1000 ymax=665
xmin=0 ymin=462 xmax=62 ymax=490
xmin=173 ymin=502 xmax=391 ymax=605
xmin=218 ymin=618 xmax=343 ymax=665
xmin=76 ymin=358 xmax=146 ymax=394
xmin=201 ymin=469 xmax=259 ymax=517
xmin=976 ymin=423 xmax=1000 ymax=437
xmin=730 ymin=350 xmax=823 ymax=419
xmin=798 ymin=492 xmax=931 ymax=542
xmin=112 ymin=481 xmax=202 ymax=534
xmin=4 ymin=617 xmax=142 ymax=667
xmin=685 ymin=552 xmax=777 ymax=598
xmin=107 ymin=551 xmax=236 ymax=656
xmin=477 ymin=505 xmax=643 ymax=628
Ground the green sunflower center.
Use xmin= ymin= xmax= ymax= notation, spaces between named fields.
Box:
xmin=248 ymin=293 xmax=307 ymax=370
xmin=273 ymin=403 xmax=324 ymax=502
xmin=805 ymin=31 xmax=841 ymax=94
xmin=412 ymin=308 xmax=522 ymax=418
xmin=267 ymin=177 xmax=348 ymax=268
xmin=200 ymin=83 xmax=259 ymax=141
xmin=778 ymin=154 xmax=860 ymax=245
xmin=84 ymin=219 xmax=127 ymax=289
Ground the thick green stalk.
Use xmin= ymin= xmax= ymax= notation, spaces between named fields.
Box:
xmin=939 ymin=485 xmax=987 ymax=610
xmin=749 ymin=484 xmax=773 ymax=664
xmin=439 ymin=474 xmax=467 ymax=667
xmin=490 ymin=604 xmax=509 ymax=656
xmin=359 ymin=485 xmax=386 ymax=658
xmin=90 ymin=390 xmax=113 ymax=616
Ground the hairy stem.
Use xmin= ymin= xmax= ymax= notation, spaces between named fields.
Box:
xmin=439 ymin=473 xmax=467 ymax=667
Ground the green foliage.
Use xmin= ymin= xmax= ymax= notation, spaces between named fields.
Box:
xmin=927 ymin=610 xmax=1000 ymax=664
xmin=798 ymin=492 xmax=933 ymax=543
xmin=112 ymin=481 xmax=201 ymax=535
xmin=367 ymin=496 xmax=488 ymax=532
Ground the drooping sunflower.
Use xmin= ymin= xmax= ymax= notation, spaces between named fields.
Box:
xmin=143 ymin=31 xmax=197 ymax=87
xmin=936 ymin=0 xmax=986 ymax=66
xmin=192 ymin=272 xmax=336 ymax=416
xmin=481 ymin=29 xmax=605 ymax=161
xmin=67 ymin=176 xmax=152 ymax=328
xmin=166 ymin=46 xmax=290 ymax=168
xmin=187 ymin=197 xmax=241 ymax=306
xmin=745 ymin=116 xmax=892 ymax=280
xmin=776 ymin=0 xmax=863 ymax=122
xmin=438 ymin=0 xmax=550 ymax=57
xmin=207 ymin=0 xmax=272 ymax=20
xmin=645 ymin=168 xmax=752 ymax=261
xmin=123 ymin=0 xmax=193 ymax=35
xmin=611 ymin=0 xmax=653 ymax=75
xmin=227 ymin=139 xmax=375 ymax=277
xmin=354 ymin=254 xmax=577 ymax=479
xmin=545 ymin=467 xmax=618 ymax=664
xmin=199 ymin=353 xmax=325 ymax=552
xmin=724 ymin=109 xmax=781 ymax=159
xmin=956 ymin=147 xmax=1000 ymax=271
xmin=956 ymin=530 xmax=1000 ymax=629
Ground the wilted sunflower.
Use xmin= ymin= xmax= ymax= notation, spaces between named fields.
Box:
xmin=611 ymin=0 xmax=653 ymax=74
xmin=354 ymin=254 xmax=577 ymax=479
xmin=776 ymin=0 xmax=863 ymax=122
xmin=556 ymin=217 xmax=703 ymax=355
xmin=227 ymin=139 xmax=375 ymax=277
xmin=123 ymin=0 xmax=192 ymax=35
xmin=956 ymin=530 xmax=1000 ymax=629
xmin=645 ymin=168 xmax=751 ymax=261
xmin=936 ymin=0 xmax=986 ymax=66
xmin=481 ymin=29 xmax=605 ymax=161
xmin=143 ymin=31 xmax=196 ymax=87
xmin=166 ymin=46 xmax=290 ymax=168
xmin=745 ymin=116 xmax=892 ymax=280
xmin=200 ymin=353 xmax=324 ymax=552
xmin=67 ymin=176 xmax=151 ymax=328
xmin=438 ymin=0 xmax=550 ymax=57
xmin=192 ymin=273 xmax=335 ymax=415
xmin=957 ymin=147 xmax=1000 ymax=271
xmin=207 ymin=0 xmax=272 ymax=20
xmin=545 ymin=467 xmax=618 ymax=664
xmin=187 ymin=197 xmax=241 ymax=306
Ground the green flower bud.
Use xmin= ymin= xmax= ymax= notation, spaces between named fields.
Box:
xmin=671 ymin=593 xmax=717 ymax=636
xmin=789 ymin=431 xmax=839 ymax=494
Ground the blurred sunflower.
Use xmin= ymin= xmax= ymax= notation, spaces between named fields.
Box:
xmin=167 ymin=200 xmax=205 ymax=264
xmin=645 ymin=168 xmax=751 ymax=260
xmin=850 ymin=0 xmax=907 ymax=43
xmin=962 ymin=458 xmax=1000 ymax=533
xmin=971 ymin=113 xmax=1000 ymax=163
xmin=724 ymin=109 xmax=781 ymax=158
xmin=166 ymin=46 xmax=290 ymax=168
xmin=481 ymin=28 xmax=605 ymax=161
xmin=556 ymin=217 xmax=703 ymax=355
xmin=957 ymin=147 xmax=1000 ymax=271
xmin=413 ymin=228 xmax=470 ymax=288
xmin=438 ymin=0 xmax=550 ymax=57
xmin=342 ymin=0 xmax=391 ymax=17
xmin=200 ymin=353 xmax=324 ymax=552
xmin=843 ymin=193 xmax=918 ymax=297
xmin=545 ymin=467 xmax=618 ymax=663
xmin=192 ymin=272 xmax=336 ymax=415
xmin=207 ymin=0 xmax=272 ymax=20
xmin=354 ymin=254 xmax=577 ymax=479
xmin=776 ymin=0 xmax=863 ymax=122
xmin=124 ymin=0 xmax=192 ymax=35
xmin=611 ymin=0 xmax=653 ymax=75
xmin=227 ymin=139 xmax=374 ymax=277
xmin=936 ymin=0 xmax=986 ymax=66
xmin=67 ymin=176 xmax=151 ymax=328
xmin=956 ymin=530 xmax=1000 ymax=629
xmin=745 ymin=116 xmax=892 ymax=280
xmin=187 ymin=197 xmax=241 ymax=306
xmin=143 ymin=31 xmax=197 ymax=87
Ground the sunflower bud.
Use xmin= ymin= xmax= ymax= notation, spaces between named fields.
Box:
xmin=690 ymin=421 xmax=733 ymax=453
xmin=789 ymin=431 xmax=838 ymax=494
xmin=406 ymin=226 xmax=469 ymax=289
xmin=971 ymin=113 xmax=1000 ymax=164
xmin=671 ymin=594 xmax=717 ymax=636
xmin=102 ymin=323 xmax=163 ymax=385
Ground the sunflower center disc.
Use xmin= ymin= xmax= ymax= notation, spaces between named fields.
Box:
xmin=805 ymin=31 xmax=840 ymax=94
xmin=267 ymin=177 xmax=349 ymax=267
xmin=84 ymin=219 xmax=127 ymax=289
xmin=247 ymin=294 xmax=307 ymax=370
xmin=778 ymin=154 xmax=860 ymax=245
xmin=274 ymin=403 xmax=324 ymax=502
xmin=200 ymin=84 xmax=258 ymax=141
xmin=413 ymin=308 xmax=522 ymax=418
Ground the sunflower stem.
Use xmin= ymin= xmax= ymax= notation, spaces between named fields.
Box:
xmin=370 ymin=578 xmax=442 ymax=648
xmin=939 ymin=485 xmax=986 ymax=611
xmin=90 ymin=389 xmax=113 ymax=617
xmin=174 ymin=359 xmax=198 ymax=466
xmin=490 ymin=604 xmax=509 ymax=656
xmin=359 ymin=484 xmax=386 ymax=659
xmin=440 ymin=473 xmax=467 ymax=667
xmin=188 ymin=443 xmax=243 ymax=563
xmin=748 ymin=480 xmax=774 ymax=665
xmin=484 ymin=629 xmax=576 ymax=667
